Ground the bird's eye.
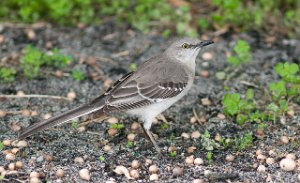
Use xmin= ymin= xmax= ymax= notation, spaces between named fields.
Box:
xmin=181 ymin=43 xmax=189 ymax=49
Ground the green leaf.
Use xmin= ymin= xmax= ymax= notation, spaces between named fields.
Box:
xmin=246 ymin=89 xmax=254 ymax=100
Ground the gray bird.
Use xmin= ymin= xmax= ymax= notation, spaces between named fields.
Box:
xmin=19 ymin=38 xmax=214 ymax=154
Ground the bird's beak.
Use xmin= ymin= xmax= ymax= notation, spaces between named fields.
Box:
xmin=196 ymin=40 xmax=214 ymax=47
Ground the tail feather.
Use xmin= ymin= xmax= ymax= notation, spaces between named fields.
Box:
xmin=18 ymin=104 xmax=104 ymax=139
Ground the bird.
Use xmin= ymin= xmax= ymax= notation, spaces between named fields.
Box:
xmin=19 ymin=38 xmax=214 ymax=155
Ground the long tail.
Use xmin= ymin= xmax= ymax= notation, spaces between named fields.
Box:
xmin=18 ymin=104 xmax=104 ymax=139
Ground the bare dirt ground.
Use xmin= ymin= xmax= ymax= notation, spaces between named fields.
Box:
xmin=0 ymin=23 xmax=299 ymax=182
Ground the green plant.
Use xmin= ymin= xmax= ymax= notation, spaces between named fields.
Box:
xmin=0 ymin=67 xmax=16 ymax=83
xmin=0 ymin=141 xmax=4 ymax=151
xmin=21 ymin=45 xmax=73 ymax=79
xmin=207 ymin=151 xmax=213 ymax=163
xmin=200 ymin=130 xmax=220 ymax=151
xmin=129 ymin=63 xmax=137 ymax=71
xmin=126 ymin=141 xmax=134 ymax=148
xmin=169 ymin=150 xmax=177 ymax=157
xmin=235 ymin=132 xmax=253 ymax=150
xmin=111 ymin=123 xmax=124 ymax=130
xmin=21 ymin=45 xmax=43 ymax=79
xmin=227 ymin=40 xmax=252 ymax=66
xmin=98 ymin=155 xmax=105 ymax=161
xmin=222 ymin=89 xmax=255 ymax=125
xmin=71 ymin=121 xmax=78 ymax=129
xmin=71 ymin=70 xmax=85 ymax=81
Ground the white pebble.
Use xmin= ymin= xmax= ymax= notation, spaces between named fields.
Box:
xmin=131 ymin=160 xmax=140 ymax=169
xmin=30 ymin=177 xmax=40 ymax=183
xmin=114 ymin=166 xmax=132 ymax=179
xmin=56 ymin=169 xmax=64 ymax=178
xmin=130 ymin=169 xmax=139 ymax=179
xmin=131 ymin=122 xmax=140 ymax=130
xmin=3 ymin=139 xmax=12 ymax=146
xmin=257 ymin=154 xmax=266 ymax=160
xmin=181 ymin=132 xmax=190 ymax=139
xmin=79 ymin=168 xmax=91 ymax=181
xmin=127 ymin=133 xmax=136 ymax=141
xmin=103 ymin=145 xmax=111 ymax=152
xmin=266 ymin=158 xmax=275 ymax=165
xmin=5 ymin=153 xmax=16 ymax=161
xmin=225 ymin=154 xmax=235 ymax=162
xmin=185 ymin=156 xmax=194 ymax=165
xmin=172 ymin=167 xmax=183 ymax=176
xmin=268 ymin=149 xmax=277 ymax=157
xmin=192 ymin=179 xmax=204 ymax=183
xmin=17 ymin=140 xmax=28 ymax=147
xmin=107 ymin=117 xmax=118 ymax=124
xmin=280 ymin=136 xmax=289 ymax=144
xmin=30 ymin=171 xmax=39 ymax=178
xmin=257 ymin=165 xmax=266 ymax=172
xmin=74 ymin=157 xmax=84 ymax=164
xmin=67 ymin=91 xmax=76 ymax=100
xmin=149 ymin=174 xmax=159 ymax=181
xmin=280 ymin=158 xmax=296 ymax=171
xmin=191 ymin=131 xmax=201 ymax=139
xmin=149 ymin=165 xmax=158 ymax=174
xmin=8 ymin=163 xmax=15 ymax=170
xmin=202 ymin=52 xmax=213 ymax=60
xmin=286 ymin=153 xmax=296 ymax=160
xmin=194 ymin=158 xmax=204 ymax=165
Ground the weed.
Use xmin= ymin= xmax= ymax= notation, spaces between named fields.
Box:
xmin=71 ymin=69 xmax=85 ymax=81
xmin=227 ymin=40 xmax=252 ymax=66
xmin=111 ymin=123 xmax=124 ymax=130
xmin=0 ymin=67 xmax=16 ymax=83
xmin=129 ymin=63 xmax=137 ymax=71
xmin=0 ymin=141 xmax=4 ymax=151
xmin=207 ymin=151 xmax=213 ymax=163
xmin=98 ymin=155 xmax=105 ymax=161
xmin=126 ymin=141 xmax=134 ymax=148
xmin=201 ymin=130 xmax=220 ymax=151
xmin=169 ymin=150 xmax=177 ymax=157
xmin=235 ymin=132 xmax=253 ymax=150
xmin=71 ymin=121 xmax=78 ymax=129
xmin=21 ymin=45 xmax=72 ymax=79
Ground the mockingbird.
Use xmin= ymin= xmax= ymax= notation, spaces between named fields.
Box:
xmin=19 ymin=38 xmax=213 ymax=154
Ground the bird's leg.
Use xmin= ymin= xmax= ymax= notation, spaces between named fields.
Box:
xmin=141 ymin=125 xmax=162 ymax=156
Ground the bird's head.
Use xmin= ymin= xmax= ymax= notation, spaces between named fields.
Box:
xmin=165 ymin=38 xmax=213 ymax=64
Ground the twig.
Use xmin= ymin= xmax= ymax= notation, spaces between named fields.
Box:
xmin=192 ymin=108 xmax=201 ymax=123
xmin=0 ymin=94 xmax=71 ymax=101
xmin=240 ymin=80 xmax=259 ymax=88
xmin=78 ymin=116 xmax=108 ymax=127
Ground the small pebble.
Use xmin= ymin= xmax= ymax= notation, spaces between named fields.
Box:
xmin=191 ymin=131 xmax=201 ymax=139
xmin=43 ymin=113 xmax=52 ymax=120
xmin=30 ymin=177 xmax=40 ymax=183
xmin=287 ymin=109 xmax=294 ymax=117
xmin=200 ymin=70 xmax=209 ymax=77
xmin=131 ymin=122 xmax=140 ymax=130
xmin=74 ymin=157 xmax=84 ymax=164
xmin=55 ymin=70 xmax=64 ymax=77
xmin=192 ymin=179 xmax=204 ymax=183
xmin=0 ymin=35 xmax=4 ymax=44
xmin=286 ymin=153 xmax=296 ymax=160
xmin=257 ymin=154 xmax=266 ymax=160
xmin=257 ymin=165 xmax=266 ymax=172
xmin=268 ymin=149 xmax=277 ymax=157
xmin=149 ymin=165 xmax=158 ymax=174
xmin=201 ymin=98 xmax=211 ymax=106
xmin=45 ymin=41 xmax=53 ymax=49
xmin=172 ymin=167 xmax=183 ymax=177
xmin=187 ymin=146 xmax=196 ymax=154
xmin=225 ymin=154 xmax=235 ymax=162
xmin=17 ymin=140 xmax=28 ymax=148
xmin=194 ymin=158 xmax=204 ymax=165
xmin=107 ymin=117 xmax=118 ymax=124
xmin=31 ymin=111 xmax=38 ymax=116
xmin=77 ymin=126 xmax=86 ymax=132
xmin=36 ymin=156 xmax=44 ymax=163
xmin=130 ymin=169 xmax=139 ymax=179
xmin=217 ymin=113 xmax=226 ymax=120
xmin=0 ymin=166 xmax=4 ymax=173
xmin=204 ymin=170 xmax=211 ymax=177
xmin=145 ymin=159 xmax=152 ymax=166
xmin=280 ymin=136 xmax=289 ymax=144
xmin=298 ymin=174 xmax=300 ymax=181
xmin=202 ymin=52 xmax=213 ymax=60
xmin=181 ymin=132 xmax=190 ymax=139
xmin=3 ymin=139 xmax=12 ymax=146
xmin=104 ymin=78 xmax=113 ymax=89
xmin=131 ymin=160 xmax=140 ymax=169
xmin=280 ymin=158 xmax=296 ymax=171
xmin=266 ymin=158 xmax=275 ymax=165
xmin=22 ymin=109 xmax=31 ymax=117
xmin=114 ymin=166 xmax=131 ymax=179
xmin=0 ymin=110 xmax=6 ymax=117
xmin=108 ymin=128 xmax=118 ymax=136
xmin=149 ymin=174 xmax=159 ymax=181
xmin=30 ymin=171 xmax=39 ymax=178
xmin=79 ymin=168 xmax=91 ymax=181
xmin=17 ymin=91 xmax=25 ymax=96
xmin=15 ymin=161 xmax=23 ymax=169
xmin=8 ymin=163 xmax=15 ymax=170
xmin=67 ymin=91 xmax=76 ymax=100
xmin=127 ymin=133 xmax=136 ymax=141
xmin=11 ymin=148 xmax=19 ymax=154
xmin=256 ymin=149 xmax=263 ymax=156
xmin=190 ymin=116 xmax=197 ymax=124
xmin=103 ymin=145 xmax=111 ymax=152
xmin=11 ymin=123 xmax=21 ymax=132
xmin=6 ymin=153 xmax=16 ymax=161
xmin=56 ymin=169 xmax=65 ymax=178
xmin=44 ymin=154 xmax=54 ymax=162
xmin=27 ymin=29 xmax=36 ymax=40
xmin=185 ymin=156 xmax=194 ymax=165
xmin=168 ymin=145 xmax=177 ymax=152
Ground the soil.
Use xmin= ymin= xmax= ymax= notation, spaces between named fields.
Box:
xmin=0 ymin=22 xmax=299 ymax=182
